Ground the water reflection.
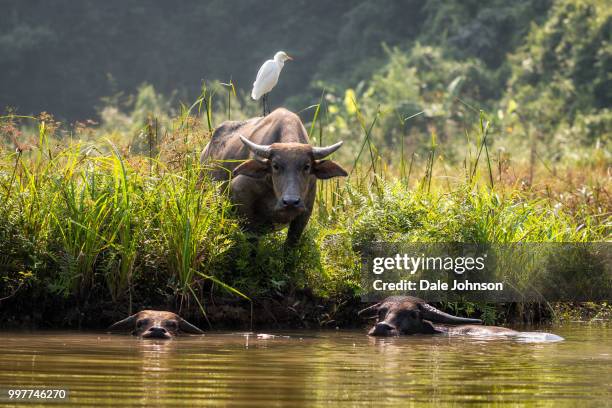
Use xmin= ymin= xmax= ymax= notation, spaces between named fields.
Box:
xmin=0 ymin=324 xmax=609 ymax=406
xmin=137 ymin=341 xmax=174 ymax=405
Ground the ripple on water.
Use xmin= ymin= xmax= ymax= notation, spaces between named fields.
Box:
xmin=0 ymin=324 xmax=610 ymax=406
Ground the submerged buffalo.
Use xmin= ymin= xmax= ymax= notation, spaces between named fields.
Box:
xmin=361 ymin=296 xmax=563 ymax=341
xmin=201 ymin=108 xmax=347 ymax=245
xmin=108 ymin=310 xmax=204 ymax=339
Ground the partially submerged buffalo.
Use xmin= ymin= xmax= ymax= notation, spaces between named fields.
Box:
xmin=201 ymin=108 xmax=347 ymax=245
xmin=361 ymin=296 xmax=563 ymax=341
xmin=108 ymin=310 xmax=204 ymax=339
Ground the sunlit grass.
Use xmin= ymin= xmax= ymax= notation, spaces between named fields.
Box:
xmin=0 ymin=97 xmax=609 ymax=321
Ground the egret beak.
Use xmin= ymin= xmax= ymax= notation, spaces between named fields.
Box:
xmin=286 ymin=55 xmax=294 ymax=61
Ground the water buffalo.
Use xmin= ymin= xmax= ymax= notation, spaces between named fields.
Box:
xmin=108 ymin=310 xmax=204 ymax=339
xmin=361 ymin=296 xmax=563 ymax=341
xmin=201 ymin=108 xmax=347 ymax=245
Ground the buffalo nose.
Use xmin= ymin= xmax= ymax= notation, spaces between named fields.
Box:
xmin=282 ymin=196 xmax=301 ymax=207
xmin=369 ymin=322 xmax=395 ymax=337
xmin=147 ymin=327 xmax=168 ymax=337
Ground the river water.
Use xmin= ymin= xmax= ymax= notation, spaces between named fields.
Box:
xmin=0 ymin=323 xmax=609 ymax=407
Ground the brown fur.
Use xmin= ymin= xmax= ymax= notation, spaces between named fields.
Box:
xmin=363 ymin=296 xmax=548 ymax=337
xmin=108 ymin=310 xmax=204 ymax=339
xmin=362 ymin=296 xmax=485 ymax=336
xmin=201 ymin=108 xmax=347 ymax=244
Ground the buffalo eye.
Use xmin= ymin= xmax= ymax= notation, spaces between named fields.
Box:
xmin=165 ymin=320 xmax=178 ymax=329
xmin=272 ymin=163 xmax=280 ymax=171
xmin=136 ymin=319 xmax=149 ymax=328
xmin=303 ymin=163 xmax=311 ymax=172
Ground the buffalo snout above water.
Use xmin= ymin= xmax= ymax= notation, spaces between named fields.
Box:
xmin=361 ymin=296 xmax=482 ymax=336
xmin=108 ymin=310 xmax=204 ymax=339
xmin=361 ymin=296 xmax=563 ymax=341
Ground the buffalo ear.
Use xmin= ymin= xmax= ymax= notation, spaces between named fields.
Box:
xmin=313 ymin=160 xmax=348 ymax=179
xmin=108 ymin=314 xmax=138 ymax=332
xmin=179 ymin=318 xmax=205 ymax=334
xmin=233 ymin=159 xmax=269 ymax=179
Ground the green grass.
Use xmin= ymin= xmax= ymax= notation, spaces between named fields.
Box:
xmin=0 ymin=103 xmax=608 ymax=325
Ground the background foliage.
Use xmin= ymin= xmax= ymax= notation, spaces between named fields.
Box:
xmin=0 ymin=0 xmax=610 ymax=327
xmin=1 ymin=0 xmax=609 ymax=157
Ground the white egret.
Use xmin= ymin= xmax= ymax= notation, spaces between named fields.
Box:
xmin=251 ymin=51 xmax=293 ymax=116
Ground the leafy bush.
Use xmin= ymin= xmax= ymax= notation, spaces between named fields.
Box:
xmin=505 ymin=0 xmax=611 ymax=150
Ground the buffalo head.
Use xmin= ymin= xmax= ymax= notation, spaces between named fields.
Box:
xmin=233 ymin=135 xmax=347 ymax=216
xmin=108 ymin=310 xmax=204 ymax=339
xmin=360 ymin=296 xmax=482 ymax=336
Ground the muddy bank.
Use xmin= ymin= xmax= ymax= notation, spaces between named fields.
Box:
xmin=0 ymin=287 xmax=364 ymax=330
xmin=4 ymin=284 xmax=605 ymax=331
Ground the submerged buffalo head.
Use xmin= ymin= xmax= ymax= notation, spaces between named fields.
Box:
xmin=360 ymin=296 xmax=482 ymax=336
xmin=233 ymin=135 xmax=347 ymax=215
xmin=108 ymin=310 xmax=204 ymax=339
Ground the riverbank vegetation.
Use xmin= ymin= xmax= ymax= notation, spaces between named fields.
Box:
xmin=1 ymin=0 xmax=609 ymax=328
xmin=0 ymin=98 xmax=608 ymax=328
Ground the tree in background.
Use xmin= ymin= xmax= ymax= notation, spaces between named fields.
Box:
xmin=0 ymin=0 xmax=608 ymax=163
xmin=504 ymin=0 xmax=611 ymax=158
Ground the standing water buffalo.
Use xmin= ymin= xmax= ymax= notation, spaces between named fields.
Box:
xmin=201 ymin=108 xmax=347 ymax=245
xmin=361 ymin=296 xmax=563 ymax=341
xmin=108 ymin=310 xmax=204 ymax=339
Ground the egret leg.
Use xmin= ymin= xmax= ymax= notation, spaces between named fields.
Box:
xmin=262 ymin=94 xmax=267 ymax=117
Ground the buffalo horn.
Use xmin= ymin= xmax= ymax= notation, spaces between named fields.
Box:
xmin=239 ymin=135 xmax=271 ymax=159
xmin=419 ymin=303 xmax=482 ymax=325
xmin=312 ymin=141 xmax=343 ymax=159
